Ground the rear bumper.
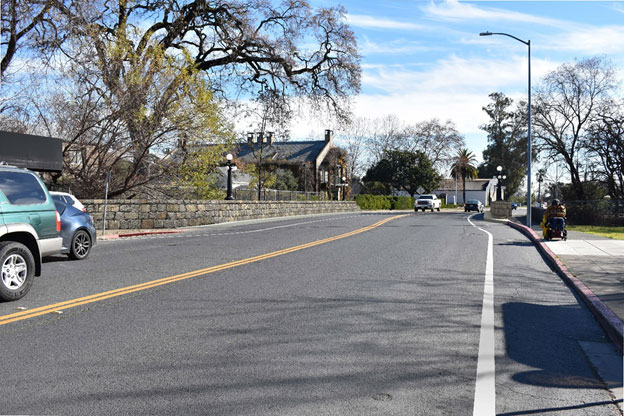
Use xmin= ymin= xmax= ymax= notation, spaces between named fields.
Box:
xmin=39 ymin=236 xmax=63 ymax=257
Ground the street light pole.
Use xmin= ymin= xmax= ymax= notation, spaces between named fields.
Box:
xmin=480 ymin=31 xmax=532 ymax=227
xmin=225 ymin=153 xmax=234 ymax=200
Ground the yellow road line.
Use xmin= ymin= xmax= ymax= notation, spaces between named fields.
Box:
xmin=0 ymin=214 xmax=407 ymax=326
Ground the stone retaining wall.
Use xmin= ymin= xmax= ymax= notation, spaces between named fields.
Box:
xmin=491 ymin=200 xmax=512 ymax=218
xmin=82 ymin=199 xmax=360 ymax=230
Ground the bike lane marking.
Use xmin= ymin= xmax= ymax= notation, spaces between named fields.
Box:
xmin=468 ymin=214 xmax=495 ymax=416
xmin=0 ymin=214 xmax=408 ymax=326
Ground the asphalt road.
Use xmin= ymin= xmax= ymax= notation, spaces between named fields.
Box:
xmin=0 ymin=212 xmax=621 ymax=415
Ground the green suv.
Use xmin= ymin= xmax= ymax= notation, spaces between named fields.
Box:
xmin=0 ymin=165 xmax=62 ymax=301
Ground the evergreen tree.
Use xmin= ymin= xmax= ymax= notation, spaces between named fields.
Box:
xmin=478 ymin=92 xmax=527 ymax=197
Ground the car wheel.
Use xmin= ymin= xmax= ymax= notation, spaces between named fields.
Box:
xmin=414 ymin=207 xmax=418 ymax=212
xmin=437 ymin=207 xmax=440 ymax=212
xmin=421 ymin=208 xmax=425 ymax=212
xmin=430 ymin=207 xmax=434 ymax=212
xmin=0 ymin=241 xmax=35 ymax=301
xmin=69 ymin=229 xmax=92 ymax=260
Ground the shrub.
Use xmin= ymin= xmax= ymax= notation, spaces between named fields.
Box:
xmin=355 ymin=194 xmax=414 ymax=210
xmin=391 ymin=196 xmax=414 ymax=210
xmin=355 ymin=194 xmax=391 ymax=210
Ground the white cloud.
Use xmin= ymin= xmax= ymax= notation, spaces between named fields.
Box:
xmin=359 ymin=36 xmax=435 ymax=56
xmin=361 ymin=55 xmax=556 ymax=96
xmin=345 ymin=14 xmax=427 ymax=31
xmin=286 ymin=54 xmax=560 ymax=161
xmin=423 ymin=0 xmax=568 ymax=28
xmin=543 ymin=26 xmax=624 ymax=55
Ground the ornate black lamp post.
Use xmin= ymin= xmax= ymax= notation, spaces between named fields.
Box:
xmin=496 ymin=165 xmax=507 ymax=201
xmin=225 ymin=153 xmax=234 ymax=200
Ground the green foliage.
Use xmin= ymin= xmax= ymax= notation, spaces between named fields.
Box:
xmin=245 ymin=163 xmax=277 ymax=193
xmin=354 ymin=194 xmax=414 ymax=210
xmin=450 ymin=148 xmax=479 ymax=203
xmin=390 ymin=196 xmax=414 ymax=210
xmin=355 ymin=194 xmax=392 ymax=210
xmin=273 ymin=169 xmax=298 ymax=191
xmin=361 ymin=180 xmax=390 ymax=195
xmin=177 ymin=145 xmax=228 ymax=199
xmin=478 ymin=92 xmax=527 ymax=197
xmin=363 ymin=150 xmax=441 ymax=196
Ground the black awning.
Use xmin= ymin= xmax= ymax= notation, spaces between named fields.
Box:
xmin=0 ymin=131 xmax=63 ymax=172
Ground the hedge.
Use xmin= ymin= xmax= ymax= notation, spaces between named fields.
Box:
xmin=355 ymin=194 xmax=415 ymax=210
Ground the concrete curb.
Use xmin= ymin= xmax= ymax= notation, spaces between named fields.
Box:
xmin=506 ymin=220 xmax=623 ymax=353
xmin=99 ymin=230 xmax=183 ymax=240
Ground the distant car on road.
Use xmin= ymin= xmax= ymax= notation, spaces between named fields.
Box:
xmin=50 ymin=191 xmax=86 ymax=212
xmin=415 ymin=194 xmax=441 ymax=212
xmin=53 ymin=200 xmax=96 ymax=260
xmin=511 ymin=202 xmax=519 ymax=210
xmin=464 ymin=200 xmax=484 ymax=213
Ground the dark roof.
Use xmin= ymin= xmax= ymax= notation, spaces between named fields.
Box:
xmin=235 ymin=141 xmax=327 ymax=164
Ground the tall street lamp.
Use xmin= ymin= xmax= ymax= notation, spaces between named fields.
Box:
xmin=480 ymin=31 xmax=532 ymax=227
xmin=225 ymin=153 xmax=235 ymax=200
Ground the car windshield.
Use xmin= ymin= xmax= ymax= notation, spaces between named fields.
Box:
xmin=467 ymin=200 xmax=478 ymax=204
xmin=419 ymin=195 xmax=433 ymax=199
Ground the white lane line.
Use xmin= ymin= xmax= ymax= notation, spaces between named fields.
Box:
xmin=468 ymin=215 xmax=495 ymax=416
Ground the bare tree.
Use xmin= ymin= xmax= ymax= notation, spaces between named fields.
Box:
xmin=50 ymin=0 xmax=360 ymax=121
xmin=405 ymin=118 xmax=465 ymax=175
xmin=336 ymin=116 xmax=369 ymax=178
xmin=533 ymin=57 xmax=616 ymax=200
xmin=1 ymin=0 xmax=55 ymax=78
xmin=365 ymin=114 xmax=409 ymax=163
xmin=585 ymin=100 xmax=624 ymax=199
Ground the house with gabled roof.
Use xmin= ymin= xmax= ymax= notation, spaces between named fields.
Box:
xmin=230 ymin=129 xmax=345 ymax=194
xmin=434 ymin=177 xmax=501 ymax=206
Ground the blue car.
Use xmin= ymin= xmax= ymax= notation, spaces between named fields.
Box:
xmin=53 ymin=200 xmax=97 ymax=260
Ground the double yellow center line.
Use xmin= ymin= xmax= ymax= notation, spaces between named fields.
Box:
xmin=0 ymin=214 xmax=406 ymax=326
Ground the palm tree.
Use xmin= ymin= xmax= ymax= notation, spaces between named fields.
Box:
xmin=450 ymin=148 xmax=478 ymax=204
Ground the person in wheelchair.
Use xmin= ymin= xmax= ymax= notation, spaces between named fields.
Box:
xmin=541 ymin=199 xmax=566 ymax=239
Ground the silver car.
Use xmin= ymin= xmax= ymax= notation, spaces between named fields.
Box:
xmin=53 ymin=200 xmax=96 ymax=260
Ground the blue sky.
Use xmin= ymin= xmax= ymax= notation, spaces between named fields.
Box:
xmin=300 ymin=0 xmax=624 ymax=165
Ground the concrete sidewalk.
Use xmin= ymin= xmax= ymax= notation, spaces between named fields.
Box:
xmin=484 ymin=208 xmax=623 ymax=352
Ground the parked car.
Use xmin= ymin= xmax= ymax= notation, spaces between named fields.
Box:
xmin=464 ymin=199 xmax=484 ymax=213
xmin=0 ymin=164 xmax=62 ymax=300
xmin=50 ymin=191 xmax=86 ymax=212
xmin=415 ymin=194 xmax=441 ymax=212
xmin=53 ymin=200 xmax=96 ymax=260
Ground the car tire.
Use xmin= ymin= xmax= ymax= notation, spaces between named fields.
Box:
xmin=414 ymin=208 xmax=418 ymax=212
xmin=430 ymin=207 xmax=434 ymax=212
xmin=69 ymin=229 xmax=92 ymax=260
xmin=437 ymin=207 xmax=440 ymax=212
xmin=0 ymin=241 xmax=35 ymax=301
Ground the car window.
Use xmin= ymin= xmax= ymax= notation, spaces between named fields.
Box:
xmin=54 ymin=200 xmax=67 ymax=215
xmin=0 ymin=171 xmax=47 ymax=205
xmin=52 ymin=194 xmax=64 ymax=204
xmin=419 ymin=195 xmax=433 ymax=199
